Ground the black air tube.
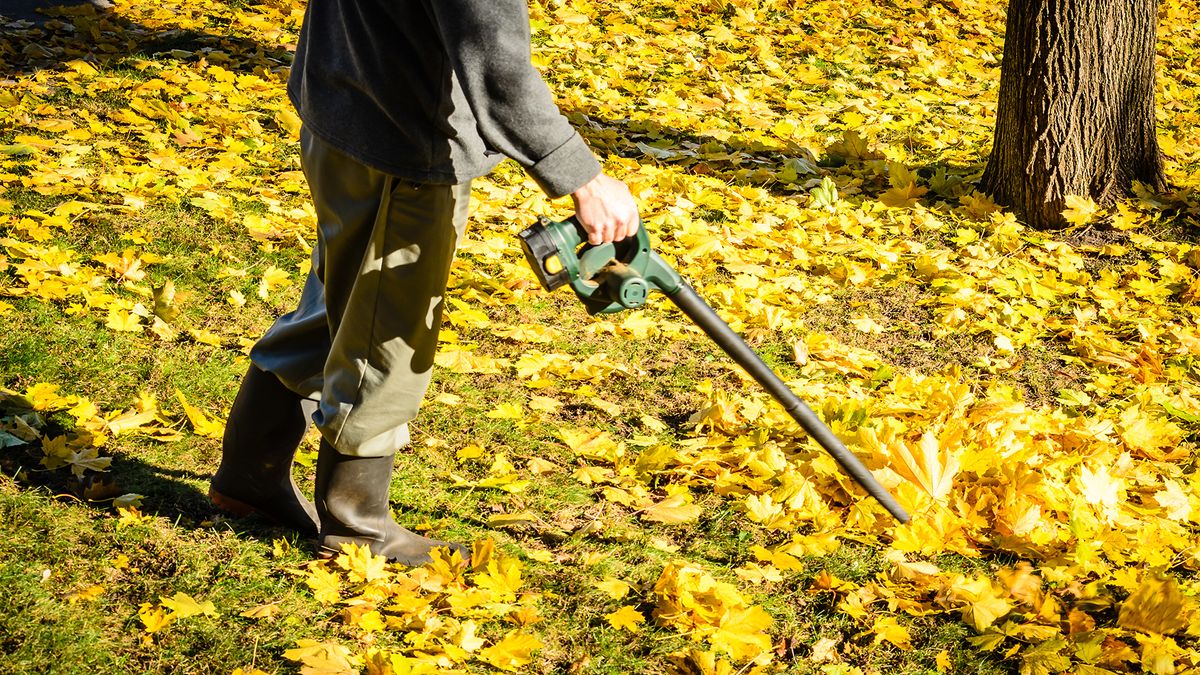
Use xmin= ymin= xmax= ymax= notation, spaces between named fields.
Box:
xmin=668 ymin=283 xmax=911 ymax=524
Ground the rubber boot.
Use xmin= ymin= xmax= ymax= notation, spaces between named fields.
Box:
xmin=314 ymin=439 xmax=467 ymax=566
xmin=209 ymin=365 xmax=320 ymax=537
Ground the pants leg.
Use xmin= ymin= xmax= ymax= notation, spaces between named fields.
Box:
xmin=251 ymin=128 xmax=470 ymax=457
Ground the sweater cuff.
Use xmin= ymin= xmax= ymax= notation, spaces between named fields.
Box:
xmin=527 ymin=132 xmax=602 ymax=199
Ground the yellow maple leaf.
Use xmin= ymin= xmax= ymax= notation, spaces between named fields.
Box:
xmin=39 ymin=434 xmax=69 ymax=465
xmin=528 ymin=395 xmax=562 ymax=414
xmin=137 ymin=603 xmax=173 ymax=633
xmin=473 ymin=452 xmax=530 ymax=493
xmin=877 ymin=428 xmax=959 ymax=501
xmin=619 ymin=311 xmax=659 ymax=338
xmin=348 ymin=608 xmax=385 ymax=633
xmin=594 ymin=577 xmax=633 ymax=600
xmin=606 ymin=605 xmax=646 ymax=633
xmin=333 ymin=542 xmax=390 ymax=584
xmin=239 ymin=602 xmax=280 ymax=620
xmin=1153 ymin=479 xmax=1192 ymax=522
xmin=478 ymin=630 xmax=542 ymax=671
xmin=305 ymin=567 xmax=342 ymax=604
xmin=486 ymin=402 xmax=525 ymax=421
xmin=456 ymin=619 xmax=487 ymax=652
xmin=653 ymin=560 xmax=774 ymax=660
xmin=95 ymin=249 xmax=146 ymax=281
xmin=959 ymin=191 xmax=1000 ymax=218
xmin=526 ymin=456 xmax=559 ymax=475
xmin=954 ymin=578 xmax=1012 ymax=632
xmin=469 ymin=537 xmax=496 ymax=572
xmin=174 ymin=389 xmax=224 ymax=438
xmin=116 ymin=506 xmax=153 ymax=527
xmin=187 ymin=327 xmax=224 ymax=347
xmin=275 ymin=107 xmax=302 ymax=138
xmin=1110 ymin=201 xmax=1144 ymax=230
xmin=282 ymin=639 xmax=360 ymax=675
xmin=1118 ymin=406 xmax=1182 ymax=460
xmin=151 ymin=279 xmax=178 ymax=322
xmin=556 ymin=427 xmax=624 ymax=464
xmin=494 ymin=323 xmax=559 ymax=343
xmin=25 ymin=382 xmax=67 ymax=410
xmin=64 ymin=584 xmax=105 ymax=603
xmin=1062 ymin=194 xmax=1103 ymax=225
xmin=106 ymin=308 xmax=143 ymax=332
xmin=850 ymin=315 xmax=886 ymax=334
xmin=487 ymin=510 xmax=538 ymax=528
xmin=734 ymin=562 xmax=783 ymax=585
xmin=675 ymin=649 xmax=737 ymax=675
xmin=434 ymin=348 xmax=505 ymax=374
xmin=640 ymin=491 xmax=703 ymax=524
xmin=1078 ymin=462 xmax=1123 ymax=518
xmin=62 ymin=446 xmax=112 ymax=478
xmin=710 ymin=605 xmax=773 ymax=661
xmin=257 ymin=264 xmax=291 ymax=299
xmin=871 ymin=615 xmax=913 ymax=649
xmin=887 ymin=161 xmax=920 ymax=189
xmin=880 ymin=182 xmax=928 ymax=208
xmin=472 ymin=555 xmax=524 ymax=599
xmin=749 ymin=545 xmax=804 ymax=572
xmin=105 ymin=408 xmax=158 ymax=436
xmin=160 ymin=591 xmax=217 ymax=619
xmin=1118 ymin=573 xmax=1191 ymax=635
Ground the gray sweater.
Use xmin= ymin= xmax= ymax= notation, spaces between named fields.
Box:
xmin=287 ymin=0 xmax=602 ymax=199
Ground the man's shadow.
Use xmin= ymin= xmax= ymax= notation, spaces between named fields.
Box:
xmin=0 ymin=436 xmax=319 ymax=545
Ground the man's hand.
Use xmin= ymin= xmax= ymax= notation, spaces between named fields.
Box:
xmin=571 ymin=173 xmax=639 ymax=245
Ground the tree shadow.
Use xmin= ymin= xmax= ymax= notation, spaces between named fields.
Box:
xmin=1 ymin=0 xmax=296 ymax=544
xmin=1 ymin=1 xmax=291 ymax=79
xmin=563 ymin=106 xmax=988 ymax=206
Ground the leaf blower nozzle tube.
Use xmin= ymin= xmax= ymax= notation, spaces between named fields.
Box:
xmin=666 ymin=284 xmax=910 ymax=524
xmin=518 ymin=216 xmax=910 ymax=524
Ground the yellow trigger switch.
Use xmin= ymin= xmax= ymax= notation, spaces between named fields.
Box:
xmin=544 ymin=255 xmax=563 ymax=275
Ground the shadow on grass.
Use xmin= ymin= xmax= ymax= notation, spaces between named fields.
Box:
xmin=563 ymin=106 xmax=989 ymax=204
xmin=0 ymin=441 xmax=315 ymax=549
xmin=1 ymin=1 xmax=291 ymax=79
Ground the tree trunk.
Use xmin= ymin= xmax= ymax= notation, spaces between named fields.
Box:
xmin=981 ymin=0 xmax=1166 ymax=229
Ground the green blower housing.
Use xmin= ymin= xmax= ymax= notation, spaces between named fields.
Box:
xmin=518 ymin=215 xmax=682 ymax=314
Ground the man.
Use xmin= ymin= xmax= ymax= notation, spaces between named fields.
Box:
xmin=208 ymin=0 xmax=639 ymax=565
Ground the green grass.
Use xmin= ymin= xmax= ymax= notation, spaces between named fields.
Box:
xmin=4 ymin=0 xmax=1198 ymax=672
xmin=0 ymin=477 xmax=329 ymax=674
xmin=0 ymin=161 xmax=1091 ymax=675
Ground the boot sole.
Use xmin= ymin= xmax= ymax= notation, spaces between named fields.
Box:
xmin=208 ymin=486 xmax=262 ymax=518
xmin=210 ymin=485 xmax=320 ymax=541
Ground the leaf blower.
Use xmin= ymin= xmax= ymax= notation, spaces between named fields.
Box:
xmin=518 ymin=216 xmax=910 ymax=524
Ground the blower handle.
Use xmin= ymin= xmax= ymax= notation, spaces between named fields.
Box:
xmin=666 ymin=283 xmax=911 ymax=524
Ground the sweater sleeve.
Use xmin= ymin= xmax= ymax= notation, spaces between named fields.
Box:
xmin=426 ymin=0 xmax=601 ymax=198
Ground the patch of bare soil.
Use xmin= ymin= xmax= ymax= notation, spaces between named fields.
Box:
xmin=797 ymin=283 xmax=1087 ymax=409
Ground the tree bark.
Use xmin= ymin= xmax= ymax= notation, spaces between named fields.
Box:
xmin=981 ymin=0 xmax=1166 ymax=229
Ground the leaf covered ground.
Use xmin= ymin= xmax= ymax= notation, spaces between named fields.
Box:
xmin=1 ymin=0 xmax=1199 ymax=673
